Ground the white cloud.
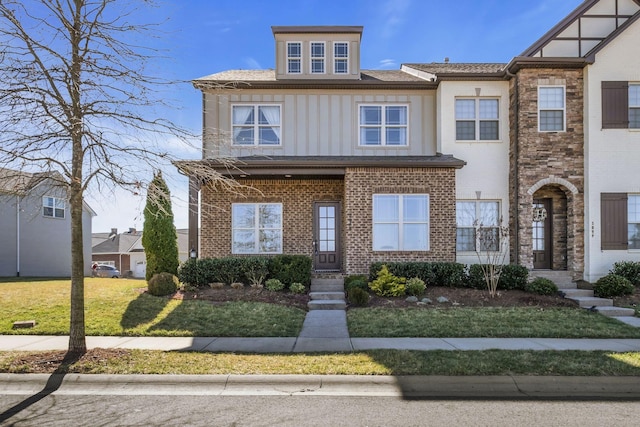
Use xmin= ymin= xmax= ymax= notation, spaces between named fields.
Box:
xmin=244 ymin=57 xmax=263 ymax=69
xmin=380 ymin=0 xmax=412 ymax=40
xmin=378 ymin=58 xmax=397 ymax=69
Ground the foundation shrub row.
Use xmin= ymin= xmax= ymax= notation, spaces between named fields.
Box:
xmin=178 ymin=255 xmax=312 ymax=290
xmin=369 ymin=262 xmax=528 ymax=291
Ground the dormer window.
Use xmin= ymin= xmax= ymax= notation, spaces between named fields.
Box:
xmin=287 ymin=42 xmax=301 ymax=74
xmin=310 ymin=42 xmax=325 ymax=74
xmin=334 ymin=42 xmax=348 ymax=74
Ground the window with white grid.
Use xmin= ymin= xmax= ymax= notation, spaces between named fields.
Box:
xmin=539 ymin=86 xmax=565 ymax=132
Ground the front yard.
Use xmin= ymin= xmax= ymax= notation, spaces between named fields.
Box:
xmin=0 ymin=278 xmax=306 ymax=337
xmin=1 ymin=277 xmax=640 ymax=338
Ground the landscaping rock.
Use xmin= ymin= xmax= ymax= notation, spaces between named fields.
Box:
xmin=437 ymin=296 xmax=449 ymax=303
xmin=406 ymin=296 xmax=418 ymax=303
xmin=421 ymin=298 xmax=433 ymax=304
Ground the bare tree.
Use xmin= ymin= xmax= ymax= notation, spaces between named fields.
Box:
xmin=0 ymin=0 xmax=235 ymax=355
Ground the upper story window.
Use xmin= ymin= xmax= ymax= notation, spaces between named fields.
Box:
xmin=456 ymin=201 xmax=500 ymax=252
xmin=630 ymin=84 xmax=640 ymax=129
xmin=43 ymin=196 xmax=65 ymax=219
xmin=310 ymin=42 xmax=325 ymax=74
xmin=334 ymin=42 xmax=349 ymax=74
xmin=287 ymin=42 xmax=301 ymax=74
xmin=538 ymin=86 xmax=565 ymax=132
xmin=232 ymin=203 xmax=283 ymax=254
xmin=373 ymin=194 xmax=429 ymax=251
xmin=232 ymin=105 xmax=281 ymax=145
xmin=359 ymin=105 xmax=408 ymax=146
xmin=455 ymin=98 xmax=499 ymax=141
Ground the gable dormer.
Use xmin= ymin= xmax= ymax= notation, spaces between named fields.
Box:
xmin=272 ymin=26 xmax=362 ymax=80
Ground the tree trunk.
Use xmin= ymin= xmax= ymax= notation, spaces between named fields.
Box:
xmin=68 ymin=179 xmax=86 ymax=356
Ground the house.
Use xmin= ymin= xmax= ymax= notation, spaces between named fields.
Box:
xmin=180 ymin=0 xmax=640 ymax=283
xmin=92 ymin=228 xmax=190 ymax=278
xmin=0 ymin=168 xmax=95 ymax=277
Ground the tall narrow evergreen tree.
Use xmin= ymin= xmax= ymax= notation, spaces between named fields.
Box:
xmin=142 ymin=172 xmax=179 ymax=281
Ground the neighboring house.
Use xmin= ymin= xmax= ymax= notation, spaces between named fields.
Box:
xmin=180 ymin=0 xmax=640 ymax=283
xmin=92 ymin=228 xmax=189 ymax=278
xmin=0 ymin=168 xmax=95 ymax=277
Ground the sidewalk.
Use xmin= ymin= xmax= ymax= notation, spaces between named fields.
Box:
xmin=2 ymin=335 xmax=640 ymax=353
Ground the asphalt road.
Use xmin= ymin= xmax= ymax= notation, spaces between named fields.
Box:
xmin=2 ymin=394 xmax=640 ymax=426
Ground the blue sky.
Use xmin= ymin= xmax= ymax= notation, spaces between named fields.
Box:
xmin=91 ymin=0 xmax=584 ymax=233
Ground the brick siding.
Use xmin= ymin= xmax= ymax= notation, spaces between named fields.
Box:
xmin=200 ymin=167 xmax=458 ymax=275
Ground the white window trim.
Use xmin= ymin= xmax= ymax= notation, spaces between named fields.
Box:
xmin=231 ymin=104 xmax=282 ymax=146
xmin=538 ymin=85 xmax=566 ymax=132
xmin=455 ymin=98 xmax=500 ymax=142
xmin=455 ymin=200 xmax=501 ymax=253
xmin=333 ymin=41 xmax=349 ymax=75
xmin=286 ymin=41 xmax=302 ymax=74
xmin=232 ymin=203 xmax=283 ymax=255
xmin=373 ymin=194 xmax=430 ymax=252
xmin=43 ymin=196 xmax=65 ymax=219
xmin=358 ymin=104 xmax=409 ymax=147
xmin=310 ymin=41 xmax=325 ymax=74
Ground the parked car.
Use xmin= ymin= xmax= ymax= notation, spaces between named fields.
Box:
xmin=92 ymin=264 xmax=120 ymax=278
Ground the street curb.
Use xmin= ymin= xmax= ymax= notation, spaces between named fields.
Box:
xmin=1 ymin=374 xmax=639 ymax=399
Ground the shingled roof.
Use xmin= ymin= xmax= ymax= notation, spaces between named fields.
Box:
xmin=402 ymin=63 xmax=506 ymax=75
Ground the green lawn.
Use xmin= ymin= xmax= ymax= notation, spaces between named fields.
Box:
xmin=347 ymin=307 xmax=640 ymax=338
xmin=0 ymin=278 xmax=306 ymax=337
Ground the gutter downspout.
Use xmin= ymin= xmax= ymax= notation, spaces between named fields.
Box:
xmin=16 ymin=196 xmax=20 ymax=277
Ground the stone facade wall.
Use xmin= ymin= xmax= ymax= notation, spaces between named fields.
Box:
xmin=200 ymin=178 xmax=344 ymax=260
xmin=343 ymin=167 xmax=457 ymax=274
xmin=509 ymin=68 xmax=585 ymax=276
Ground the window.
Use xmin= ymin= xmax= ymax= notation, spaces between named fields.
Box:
xmin=538 ymin=86 xmax=565 ymax=132
xmin=287 ymin=42 xmax=301 ymax=74
xmin=232 ymin=203 xmax=282 ymax=254
xmin=630 ymin=84 xmax=640 ymax=129
xmin=310 ymin=42 xmax=325 ymax=74
xmin=602 ymin=82 xmax=640 ymax=129
xmin=373 ymin=195 xmax=429 ymax=251
xmin=456 ymin=201 xmax=500 ymax=252
xmin=455 ymin=98 xmax=499 ymax=141
xmin=359 ymin=105 xmax=408 ymax=146
xmin=629 ymin=195 xmax=640 ymax=249
xmin=232 ymin=105 xmax=281 ymax=145
xmin=600 ymin=193 xmax=640 ymax=250
xmin=43 ymin=196 xmax=65 ymax=219
xmin=334 ymin=42 xmax=348 ymax=74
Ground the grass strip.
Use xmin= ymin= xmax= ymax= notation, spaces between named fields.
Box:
xmin=1 ymin=349 xmax=639 ymax=376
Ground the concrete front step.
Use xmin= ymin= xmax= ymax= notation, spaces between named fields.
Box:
xmin=593 ymin=306 xmax=636 ymax=317
xmin=308 ymin=300 xmax=347 ymax=310
xmin=311 ymin=278 xmax=344 ymax=287
xmin=560 ymin=289 xmax=594 ymax=298
xmin=571 ymin=296 xmax=613 ymax=307
xmin=309 ymin=291 xmax=345 ymax=301
xmin=530 ymin=270 xmax=575 ymax=288
xmin=310 ymin=283 xmax=345 ymax=293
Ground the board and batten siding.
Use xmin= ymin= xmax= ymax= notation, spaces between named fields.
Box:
xmin=202 ymin=90 xmax=437 ymax=158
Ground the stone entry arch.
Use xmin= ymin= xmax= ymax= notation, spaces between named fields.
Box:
xmin=516 ymin=177 xmax=583 ymax=278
